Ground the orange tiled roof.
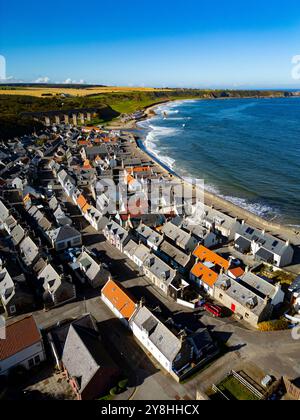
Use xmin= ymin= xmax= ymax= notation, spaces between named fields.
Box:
xmin=128 ymin=166 xmax=151 ymax=174
xmin=83 ymin=159 xmax=92 ymax=169
xmin=78 ymin=140 xmax=91 ymax=146
xmin=101 ymin=279 xmax=137 ymax=321
xmin=193 ymin=245 xmax=230 ymax=270
xmin=127 ymin=174 xmax=136 ymax=185
xmin=23 ymin=194 xmax=31 ymax=204
xmin=77 ymin=194 xmax=87 ymax=209
xmin=191 ymin=262 xmax=218 ymax=288
xmin=82 ymin=203 xmax=91 ymax=214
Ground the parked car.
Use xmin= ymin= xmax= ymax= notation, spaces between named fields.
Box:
xmin=204 ymin=303 xmax=223 ymax=317
xmin=230 ymin=256 xmax=241 ymax=266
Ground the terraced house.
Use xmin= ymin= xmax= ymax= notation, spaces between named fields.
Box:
xmin=235 ymin=222 xmax=294 ymax=267
xmin=143 ymin=254 xmax=177 ymax=296
xmin=190 ymin=245 xmax=230 ymax=296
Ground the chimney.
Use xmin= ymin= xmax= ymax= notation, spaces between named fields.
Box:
xmin=139 ymin=297 xmax=145 ymax=308
xmin=286 ymin=240 xmax=290 ymax=247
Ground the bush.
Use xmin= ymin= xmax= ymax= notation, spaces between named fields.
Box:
xmin=109 ymin=386 xmax=119 ymax=396
xmin=118 ymin=379 xmax=129 ymax=390
xmin=258 ymin=319 xmax=289 ymax=332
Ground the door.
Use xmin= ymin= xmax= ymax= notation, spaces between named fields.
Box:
xmin=231 ymin=303 xmax=236 ymax=313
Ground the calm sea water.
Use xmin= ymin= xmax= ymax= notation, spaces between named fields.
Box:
xmin=138 ymin=97 xmax=300 ymax=226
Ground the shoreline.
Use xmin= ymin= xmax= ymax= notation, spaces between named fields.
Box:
xmin=133 ymin=100 xmax=300 ymax=247
xmin=108 ymin=98 xmax=300 ymax=254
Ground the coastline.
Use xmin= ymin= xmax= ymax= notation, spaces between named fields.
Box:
xmin=133 ymin=100 xmax=300 ymax=248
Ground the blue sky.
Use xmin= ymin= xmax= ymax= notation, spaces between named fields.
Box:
xmin=1 ymin=0 xmax=300 ymax=87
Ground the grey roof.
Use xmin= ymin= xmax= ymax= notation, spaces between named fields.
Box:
xmin=19 ymin=237 xmax=39 ymax=266
xmin=181 ymin=221 xmax=209 ymax=241
xmin=131 ymin=306 xmax=181 ymax=362
xmin=216 ymin=274 xmax=267 ymax=316
xmin=62 ymin=323 xmax=117 ymax=393
xmin=123 ymin=239 xmax=138 ymax=256
xmin=136 ymin=224 xmax=163 ymax=247
xmin=105 ymin=220 xmax=128 ymax=243
xmin=38 ymin=264 xmax=61 ymax=293
xmin=240 ymin=272 xmax=278 ymax=300
xmin=203 ymin=205 xmax=238 ymax=231
xmin=255 ymin=247 xmax=274 ymax=263
xmin=235 ymin=236 xmax=251 ymax=250
xmin=77 ymin=252 xmax=110 ymax=284
xmin=236 ymin=223 xmax=291 ymax=256
xmin=160 ymin=241 xmax=191 ymax=268
xmin=133 ymin=243 xmax=151 ymax=263
xmin=144 ymin=254 xmax=176 ymax=285
xmin=10 ymin=224 xmax=25 ymax=246
xmin=0 ymin=200 xmax=9 ymax=223
xmin=84 ymin=145 xmax=108 ymax=156
xmin=161 ymin=222 xmax=197 ymax=250
xmin=0 ymin=267 xmax=15 ymax=304
xmin=49 ymin=196 xmax=59 ymax=211
xmin=48 ymin=225 xmax=81 ymax=244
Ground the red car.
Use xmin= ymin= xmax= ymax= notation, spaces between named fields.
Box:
xmin=204 ymin=303 xmax=223 ymax=318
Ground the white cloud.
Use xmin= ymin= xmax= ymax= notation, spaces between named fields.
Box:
xmin=63 ymin=78 xmax=86 ymax=84
xmin=34 ymin=76 xmax=50 ymax=83
xmin=0 ymin=76 xmax=24 ymax=84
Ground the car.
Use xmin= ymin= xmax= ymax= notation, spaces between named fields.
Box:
xmin=204 ymin=303 xmax=223 ymax=317
xmin=229 ymin=256 xmax=241 ymax=266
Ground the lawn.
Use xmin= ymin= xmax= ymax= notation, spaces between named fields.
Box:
xmin=218 ymin=376 xmax=259 ymax=401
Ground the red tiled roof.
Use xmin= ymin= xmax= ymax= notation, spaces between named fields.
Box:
xmin=0 ymin=316 xmax=41 ymax=361
xmin=229 ymin=267 xmax=245 ymax=278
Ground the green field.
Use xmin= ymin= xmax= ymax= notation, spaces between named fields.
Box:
xmin=218 ymin=376 xmax=259 ymax=401
xmin=0 ymin=87 xmax=291 ymax=140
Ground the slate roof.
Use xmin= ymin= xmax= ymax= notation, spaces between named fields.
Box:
xmin=236 ymin=223 xmax=291 ymax=256
xmin=10 ymin=224 xmax=25 ymax=246
xmin=19 ymin=237 xmax=39 ymax=265
xmin=131 ymin=306 xmax=181 ymax=363
xmin=62 ymin=323 xmax=118 ymax=393
xmin=144 ymin=254 xmax=176 ymax=286
xmin=136 ymin=224 xmax=163 ymax=247
xmin=0 ymin=200 xmax=9 ymax=223
xmin=48 ymin=225 xmax=81 ymax=243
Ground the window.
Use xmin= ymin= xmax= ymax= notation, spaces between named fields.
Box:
xmin=28 ymin=358 xmax=34 ymax=369
xmin=9 ymin=305 xmax=16 ymax=314
xmin=34 ymin=355 xmax=41 ymax=365
xmin=245 ymin=313 xmax=250 ymax=319
xmin=219 ymin=294 xmax=223 ymax=299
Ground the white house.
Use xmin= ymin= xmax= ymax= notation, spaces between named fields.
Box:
xmin=103 ymin=220 xmax=130 ymax=252
xmin=136 ymin=224 xmax=164 ymax=251
xmin=129 ymin=306 xmax=199 ymax=377
xmin=47 ymin=225 xmax=82 ymax=251
xmin=235 ymin=222 xmax=294 ymax=268
xmin=0 ymin=316 xmax=46 ymax=376
xmin=101 ymin=279 xmax=137 ymax=327
xmin=123 ymin=240 xmax=151 ymax=268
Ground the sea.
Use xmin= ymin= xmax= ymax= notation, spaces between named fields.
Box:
xmin=137 ymin=97 xmax=300 ymax=227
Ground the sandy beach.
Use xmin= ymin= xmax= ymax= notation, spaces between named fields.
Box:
xmin=108 ymin=100 xmax=300 ymax=274
xmin=107 ymin=101 xmax=300 ymax=260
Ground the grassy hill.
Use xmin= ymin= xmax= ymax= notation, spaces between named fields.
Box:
xmin=0 ymin=86 xmax=291 ymax=140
